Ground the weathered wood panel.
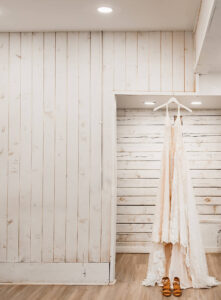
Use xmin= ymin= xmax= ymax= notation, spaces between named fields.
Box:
xmin=173 ymin=32 xmax=185 ymax=91
xmin=161 ymin=32 xmax=172 ymax=91
xmin=137 ymin=32 xmax=149 ymax=90
xmin=20 ymin=33 xmax=32 ymax=262
xmin=0 ymin=30 xmax=195 ymax=283
xmin=125 ymin=32 xmax=137 ymax=90
xmin=149 ymin=32 xmax=161 ymax=91
xmin=102 ymin=32 xmax=114 ymax=262
xmin=0 ymin=33 xmax=9 ymax=262
xmin=7 ymin=33 xmax=20 ymax=262
xmin=54 ymin=32 xmax=67 ymax=262
xmin=31 ymin=32 xmax=44 ymax=263
xmin=89 ymin=32 xmax=102 ymax=262
xmin=117 ymin=108 xmax=221 ymax=253
xmin=66 ymin=32 xmax=78 ymax=263
xmin=42 ymin=32 xmax=56 ymax=263
xmin=77 ymin=32 xmax=90 ymax=262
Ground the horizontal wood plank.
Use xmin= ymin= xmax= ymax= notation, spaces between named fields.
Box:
xmin=117 ymin=224 xmax=153 ymax=233
xmin=118 ymin=160 xmax=221 ymax=170
xmin=117 ymin=115 xmax=221 ymax=125
xmin=117 ymin=206 xmax=221 ymax=216
xmin=118 ymin=143 xmax=221 ymax=152
xmin=116 ymin=233 xmax=152 ymax=242
xmin=117 ymin=196 xmax=221 ymax=206
xmin=118 ymin=169 xmax=221 ymax=179
xmin=118 ymin=135 xmax=221 ymax=144
xmin=118 ymin=187 xmax=221 ymax=196
xmin=117 ymin=109 xmax=221 ymax=117
xmin=117 ymin=178 xmax=221 ymax=187
xmin=117 ymin=125 xmax=221 ymax=137
xmin=117 ymin=216 xmax=221 ymax=232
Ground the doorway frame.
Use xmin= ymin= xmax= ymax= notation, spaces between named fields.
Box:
xmin=109 ymin=90 xmax=221 ymax=284
xmin=109 ymin=91 xmax=193 ymax=284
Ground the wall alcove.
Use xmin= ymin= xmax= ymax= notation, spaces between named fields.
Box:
xmin=111 ymin=91 xmax=221 ymax=281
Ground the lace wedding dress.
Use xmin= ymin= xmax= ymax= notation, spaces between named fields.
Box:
xmin=142 ymin=105 xmax=219 ymax=289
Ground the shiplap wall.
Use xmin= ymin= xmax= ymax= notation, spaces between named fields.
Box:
xmin=117 ymin=109 xmax=221 ymax=253
xmin=0 ymin=31 xmax=194 ymax=283
xmin=0 ymin=32 xmax=107 ymax=269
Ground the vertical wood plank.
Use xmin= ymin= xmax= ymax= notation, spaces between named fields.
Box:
xmin=0 ymin=33 xmax=9 ymax=262
xmin=137 ymin=32 xmax=148 ymax=91
xmin=31 ymin=33 xmax=43 ymax=262
xmin=172 ymin=31 xmax=185 ymax=91
xmin=19 ymin=33 xmax=32 ymax=262
xmin=102 ymin=32 xmax=114 ymax=262
xmin=149 ymin=32 xmax=161 ymax=91
xmin=89 ymin=32 xmax=102 ymax=262
xmin=161 ymin=32 xmax=172 ymax=91
xmin=125 ymin=32 xmax=137 ymax=90
xmin=114 ymin=32 xmax=126 ymax=91
xmin=77 ymin=32 xmax=91 ymax=263
xmin=7 ymin=33 xmax=21 ymax=262
xmin=42 ymin=32 xmax=55 ymax=263
xmin=66 ymin=32 xmax=79 ymax=263
xmin=54 ymin=32 xmax=67 ymax=262
xmin=185 ymin=31 xmax=195 ymax=92
xmin=110 ymin=79 xmax=117 ymax=282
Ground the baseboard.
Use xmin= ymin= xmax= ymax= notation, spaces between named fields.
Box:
xmin=116 ymin=246 xmax=221 ymax=254
xmin=109 ymin=279 xmax=117 ymax=285
xmin=0 ymin=262 xmax=109 ymax=285
xmin=205 ymin=247 xmax=221 ymax=253
xmin=117 ymin=245 xmax=151 ymax=253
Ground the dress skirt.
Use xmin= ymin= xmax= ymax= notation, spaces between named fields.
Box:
xmin=142 ymin=107 xmax=220 ymax=289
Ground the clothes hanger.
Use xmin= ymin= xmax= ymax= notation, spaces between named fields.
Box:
xmin=153 ymin=97 xmax=192 ymax=113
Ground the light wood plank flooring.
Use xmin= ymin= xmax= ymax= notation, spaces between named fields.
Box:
xmin=0 ymin=253 xmax=220 ymax=300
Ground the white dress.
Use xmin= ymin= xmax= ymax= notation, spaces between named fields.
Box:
xmin=142 ymin=105 xmax=220 ymax=289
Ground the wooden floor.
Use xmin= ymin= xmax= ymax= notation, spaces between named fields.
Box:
xmin=0 ymin=253 xmax=220 ymax=300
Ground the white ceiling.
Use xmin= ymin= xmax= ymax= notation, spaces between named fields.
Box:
xmin=116 ymin=94 xmax=221 ymax=109
xmin=0 ymin=0 xmax=201 ymax=32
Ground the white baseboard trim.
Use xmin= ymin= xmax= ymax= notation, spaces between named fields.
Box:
xmin=117 ymin=246 xmax=151 ymax=253
xmin=116 ymin=246 xmax=221 ymax=254
xmin=109 ymin=279 xmax=117 ymax=285
xmin=0 ymin=262 xmax=109 ymax=285
xmin=205 ymin=247 xmax=221 ymax=253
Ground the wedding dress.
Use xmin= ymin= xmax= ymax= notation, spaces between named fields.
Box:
xmin=142 ymin=104 xmax=219 ymax=289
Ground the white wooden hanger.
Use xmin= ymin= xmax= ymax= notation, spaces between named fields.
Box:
xmin=153 ymin=97 xmax=192 ymax=113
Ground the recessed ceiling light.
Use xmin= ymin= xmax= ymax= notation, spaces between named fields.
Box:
xmin=144 ymin=101 xmax=156 ymax=105
xmin=97 ymin=6 xmax=113 ymax=14
xmin=191 ymin=101 xmax=202 ymax=105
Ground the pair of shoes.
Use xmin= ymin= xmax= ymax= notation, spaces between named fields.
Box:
xmin=162 ymin=277 xmax=182 ymax=297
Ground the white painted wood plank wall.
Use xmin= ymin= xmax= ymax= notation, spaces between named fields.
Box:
xmin=0 ymin=31 xmax=194 ymax=282
xmin=117 ymin=109 xmax=221 ymax=253
xmin=0 ymin=33 xmax=9 ymax=262
xmin=7 ymin=33 xmax=21 ymax=262
xmin=42 ymin=32 xmax=56 ymax=263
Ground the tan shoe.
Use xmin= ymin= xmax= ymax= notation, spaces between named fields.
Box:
xmin=173 ymin=277 xmax=182 ymax=297
xmin=162 ymin=277 xmax=172 ymax=297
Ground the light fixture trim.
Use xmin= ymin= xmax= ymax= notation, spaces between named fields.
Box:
xmin=144 ymin=101 xmax=156 ymax=105
xmin=97 ymin=6 xmax=113 ymax=13
xmin=191 ymin=101 xmax=202 ymax=105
